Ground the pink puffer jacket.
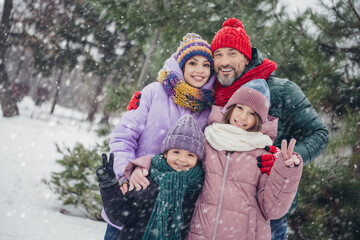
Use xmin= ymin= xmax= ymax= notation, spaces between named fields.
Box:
xmin=186 ymin=106 xmax=303 ymax=240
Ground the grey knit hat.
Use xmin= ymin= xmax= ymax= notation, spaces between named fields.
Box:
xmin=161 ymin=115 xmax=205 ymax=160
xmin=224 ymin=79 xmax=270 ymax=123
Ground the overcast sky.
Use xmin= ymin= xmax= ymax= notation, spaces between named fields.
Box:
xmin=281 ymin=0 xmax=322 ymax=14
xmin=0 ymin=0 xmax=321 ymax=20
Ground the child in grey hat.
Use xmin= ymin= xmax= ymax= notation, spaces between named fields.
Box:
xmin=97 ymin=115 xmax=205 ymax=240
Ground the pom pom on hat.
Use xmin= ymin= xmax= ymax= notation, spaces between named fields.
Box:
xmin=175 ymin=33 xmax=214 ymax=70
xmin=211 ymin=18 xmax=252 ymax=61
xmin=222 ymin=18 xmax=245 ymax=28
xmin=224 ymin=79 xmax=270 ymax=123
xmin=161 ymin=115 xmax=205 ymax=160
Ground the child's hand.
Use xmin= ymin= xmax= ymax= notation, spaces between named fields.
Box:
xmin=117 ymin=176 xmax=129 ymax=195
xmin=257 ymin=145 xmax=281 ymax=175
xmin=281 ymin=139 xmax=301 ymax=168
xmin=129 ymin=167 xmax=150 ymax=191
xmin=120 ymin=183 xmax=128 ymax=195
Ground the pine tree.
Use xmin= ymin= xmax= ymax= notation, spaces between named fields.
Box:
xmin=273 ymin=1 xmax=360 ymax=239
xmin=0 ymin=0 xmax=19 ymax=117
xmin=309 ymin=0 xmax=360 ymax=112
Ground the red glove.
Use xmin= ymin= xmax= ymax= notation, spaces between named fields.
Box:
xmin=257 ymin=145 xmax=281 ymax=175
xmin=126 ymin=91 xmax=141 ymax=111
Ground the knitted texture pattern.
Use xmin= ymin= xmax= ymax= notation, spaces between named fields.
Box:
xmin=211 ymin=18 xmax=252 ymax=61
xmin=175 ymin=33 xmax=213 ymax=70
xmin=158 ymin=69 xmax=214 ymax=112
xmin=225 ymin=79 xmax=270 ymax=123
xmin=205 ymin=123 xmax=273 ymax=151
xmin=214 ymin=58 xmax=277 ymax=107
xmin=142 ymin=154 xmax=204 ymax=240
xmin=161 ymin=115 xmax=205 ymax=160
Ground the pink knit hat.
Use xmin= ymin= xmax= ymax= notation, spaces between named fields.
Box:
xmin=211 ymin=18 xmax=252 ymax=61
xmin=224 ymin=79 xmax=270 ymax=123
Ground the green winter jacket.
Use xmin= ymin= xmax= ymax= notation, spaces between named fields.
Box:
xmin=249 ymin=48 xmax=329 ymax=219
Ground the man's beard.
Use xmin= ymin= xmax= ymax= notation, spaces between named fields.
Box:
xmin=216 ymin=65 xmax=244 ymax=87
xmin=217 ymin=74 xmax=236 ymax=87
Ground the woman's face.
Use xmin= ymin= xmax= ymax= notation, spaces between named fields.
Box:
xmin=164 ymin=149 xmax=198 ymax=172
xmin=183 ymin=56 xmax=211 ymax=88
xmin=229 ymin=104 xmax=256 ymax=131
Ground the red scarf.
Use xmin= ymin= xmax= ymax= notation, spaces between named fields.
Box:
xmin=214 ymin=58 xmax=277 ymax=106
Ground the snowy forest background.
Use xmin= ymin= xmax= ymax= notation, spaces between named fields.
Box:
xmin=0 ymin=0 xmax=359 ymax=239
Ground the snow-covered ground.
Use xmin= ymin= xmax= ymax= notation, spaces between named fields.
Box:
xmin=0 ymin=97 xmax=107 ymax=240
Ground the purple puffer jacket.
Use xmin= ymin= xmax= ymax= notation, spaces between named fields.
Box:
xmin=186 ymin=106 xmax=303 ymax=240
xmin=102 ymin=55 xmax=216 ymax=228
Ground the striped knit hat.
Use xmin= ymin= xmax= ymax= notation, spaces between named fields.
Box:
xmin=224 ymin=79 xmax=270 ymax=123
xmin=175 ymin=33 xmax=213 ymax=70
xmin=211 ymin=18 xmax=252 ymax=61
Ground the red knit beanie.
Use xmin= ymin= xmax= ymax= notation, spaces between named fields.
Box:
xmin=211 ymin=18 xmax=252 ymax=61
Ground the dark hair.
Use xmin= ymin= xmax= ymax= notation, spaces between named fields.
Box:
xmin=223 ymin=104 xmax=262 ymax=132
xmin=182 ymin=57 xmax=214 ymax=76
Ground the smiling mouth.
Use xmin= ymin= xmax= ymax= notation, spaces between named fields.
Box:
xmin=192 ymin=76 xmax=204 ymax=81
xmin=234 ymin=120 xmax=246 ymax=128
xmin=218 ymin=67 xmax=234 ymax=75
xmin=175 ymin=162 xmax=188 ymax=169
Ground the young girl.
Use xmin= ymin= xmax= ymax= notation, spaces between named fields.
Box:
xmin=97 ymin=115 xmax=205 ymax=240
xmin=103 ymin=33 xmax=215 ymax=238
xmin=185 ymin=79 xmax=303 ymax=240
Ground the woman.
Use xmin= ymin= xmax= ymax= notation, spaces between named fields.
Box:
xmin=103 ymin=33 xmax=216 ymax=239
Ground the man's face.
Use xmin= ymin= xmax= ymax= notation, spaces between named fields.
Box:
xmin=213 ymin=48 xmax=249 ymax=87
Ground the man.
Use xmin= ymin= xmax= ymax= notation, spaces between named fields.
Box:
xmin=207 ymin=18 xmax=328 ymax=239
xmin=125 ymin=18 xmax=329 ymax=239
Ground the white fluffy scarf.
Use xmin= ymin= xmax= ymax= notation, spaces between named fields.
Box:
xmin=204 ymin=123 xmax=273 ymax=151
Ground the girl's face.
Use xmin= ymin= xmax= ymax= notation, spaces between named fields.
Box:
xmin=183 ymin=56 xmax=211 ymax=88
xmin=164 ymin=149 xmax=198 ymax=172
xmin=229 ymin=104 xmax=256 ymax=131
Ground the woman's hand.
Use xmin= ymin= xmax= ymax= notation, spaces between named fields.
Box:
xmin=281 ymin=139 xmax=301 ymax=168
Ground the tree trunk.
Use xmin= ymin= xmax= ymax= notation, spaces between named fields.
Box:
xmin=136 ymin=28 xmax=161 ymax=89
xmin=87 ymin=77 xmax=107 ymax=123
xmin=99 ymin=74 xmax=122 ymax=125
xmin=50 ymin=69 xmax=63 ymax=114
xmin=0 ymin=0 xmax=19 ymax=117
xmin=11 ymin=47 xmax=27 ymax=83
xmin=351 ymin=130 xmax=360 ymax=175
xmin=99 ymin=110 xmax=110 ymax=124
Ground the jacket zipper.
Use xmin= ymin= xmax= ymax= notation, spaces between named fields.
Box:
xmin=212 ymin=151 xmax=232 ymax=240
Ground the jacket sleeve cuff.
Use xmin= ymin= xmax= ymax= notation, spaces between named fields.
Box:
xmin=272 ymin=152 xmax=303 ymax=193
xmin=124 ymin=155 xmax=153 ymax=179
